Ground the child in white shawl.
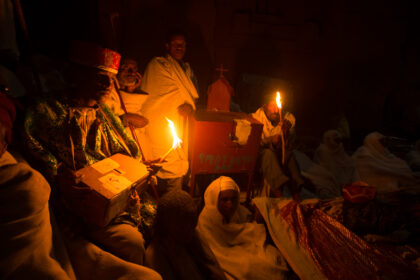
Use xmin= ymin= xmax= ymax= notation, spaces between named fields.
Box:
xmin=197 ymin=176 xmax=288 ymax=280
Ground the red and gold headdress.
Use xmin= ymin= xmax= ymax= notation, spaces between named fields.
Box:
xmin=69 ymin=41 xmax=121 ymax=74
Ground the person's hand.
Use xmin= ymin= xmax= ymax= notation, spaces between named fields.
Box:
xmin=121 ymin=113 xmax=149 ymax=128
xmin=143 ymin=158 xmax=166 ymax=175
xmin=125 ymin=72 xmax=143 ymax=93
xmin=127 ymin=189 xmax=141 ymax=218
xmin=282 ymin=119 xmax=292 ymax=134
xmin=272 ymin=134 xmax=281 ymax=146
xmin=133 ymin=72 xmax=142 ymax=88
xmin=57 ymin=165 xmax=84 ymax=189
xmin=177 ymin=103 xmax=194 ymax=118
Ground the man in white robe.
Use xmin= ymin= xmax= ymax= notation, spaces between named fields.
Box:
xmin=103 ymin=58 xmax=151 ymax=159
xmin=140 ymin=30 xmax=199 ymax=192
xmin=252 ymin=99 xmax=304 ymax=199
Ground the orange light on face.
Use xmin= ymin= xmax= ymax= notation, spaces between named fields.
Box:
xmin=276 ymin=91 xmax=282 ymax=109
xmin=167 ymin=118 xmax=182 ymax=149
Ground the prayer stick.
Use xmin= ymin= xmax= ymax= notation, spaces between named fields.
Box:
xmin=281 ymin=132 xmax=286 ymax=165
xmin=113 ymin=79 xmax=146 ymax=161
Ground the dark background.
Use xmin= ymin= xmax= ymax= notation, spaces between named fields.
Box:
xmin=18 ymin=0 xmax=420 ymax=147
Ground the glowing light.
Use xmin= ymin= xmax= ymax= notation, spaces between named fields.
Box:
xmin=160 ymin=118 xmax=182 ymax=162
xmin=276 ymin=91 xmax=282 ymax=109
xmin=167 ymin=118 xmax=182 ymax=149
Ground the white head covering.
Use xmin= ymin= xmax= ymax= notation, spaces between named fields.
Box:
xmin=204 ymin=176 xmax=239 ymax=208
xmin=322 ymin=130 xmax=342 ymax=152
xmin=219 ymin=176 xmax=239 ymax=191
xmin=363 ymin=132 xmax=389 ymax=159
xmin=313 ymin=130 xmax=360 ymax=190
xmin=352 ymin=131 xmax=418 ymax=192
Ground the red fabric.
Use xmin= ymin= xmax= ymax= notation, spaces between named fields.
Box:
xmin=69 ymin=41 xmax=121 ymax=74
xmin=277 ymin=201 xmax=418 ymax=280
xmin=342 ymin=182 xmax=376 ymax=204
xmin=0 ymin=92 xmax=16 ymax=143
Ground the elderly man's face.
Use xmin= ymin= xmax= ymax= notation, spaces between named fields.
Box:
xmin=264 ymin=101 xmax=280 ymax=124
xmin=76 ymin=68 xmax=115 ymax=103
xmin=118 ymin=59 xmax=139 ymax=87
xmin=166 ymin=35 xmax=186 ymax=61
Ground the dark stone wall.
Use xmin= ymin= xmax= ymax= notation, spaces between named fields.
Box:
xmin=20 ymin=0 xmax=420 ymax=144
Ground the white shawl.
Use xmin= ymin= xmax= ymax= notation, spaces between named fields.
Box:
xmin=197 ymin=176 xmax=288 ymax=280
xmin=352 ymin=132 xmax=418 ymax=193
xmin=314 ymin=130 xmax=359 ymax=187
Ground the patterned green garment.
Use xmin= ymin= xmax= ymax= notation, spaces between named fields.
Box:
xmin=24 ymin=97 xmax=156 ymax=233
xmin=24 ymin=97 xmax=140 ymax=178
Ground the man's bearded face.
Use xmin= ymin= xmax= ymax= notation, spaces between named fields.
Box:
xmin=77 ymin=69 xmax=114 ymax=102
xmin=264 ymin=101 xmax=280 ymax=124
xmin=118 ymin=59 xmax=139 ymax=87
xmin=166 ymin=35 xmax=186 ymax=61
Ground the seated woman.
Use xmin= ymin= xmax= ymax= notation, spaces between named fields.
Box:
xmin=145 ymin=189 xmax=226 ymax=280
xmin=196 ymin=176 xmax=289 ymax=280
xmin=314 ymin=130 xmax=360 ymax=188
xmin=352 ymin=132 xmax=419 ymax=193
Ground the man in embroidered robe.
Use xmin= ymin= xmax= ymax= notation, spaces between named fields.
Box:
xmin=23 ymin=41 xmax=149 ymax=265
xmin=1 ymin=90 xmax=162 ymax=280
xmin=140 ymin=29 xmax=199 ymax=193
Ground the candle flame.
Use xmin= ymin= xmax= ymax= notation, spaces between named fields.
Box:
xmin=276 ymin=92 xmax=282 ymax=109
xmin=166 ymin=118 xmax=182 ymax=149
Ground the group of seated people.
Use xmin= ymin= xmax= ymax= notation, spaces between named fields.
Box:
xmin=1 ymin=34 xmax=420 ymax=279
xmin=254 ymin=95 xmax=420 ymax=202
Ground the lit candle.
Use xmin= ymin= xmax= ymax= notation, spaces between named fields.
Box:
xmin=160 ymin=118 xmax=183 ymax=163
xmin=276 ymin=91 xmax=282 ymax=122
xmin=276 ymin=91 xmax=286 ymax=165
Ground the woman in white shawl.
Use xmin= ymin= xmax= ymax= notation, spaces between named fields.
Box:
xmin=314 ymin=130 xmax=359 ymax=187
xmin=352 ymin=132 xmax=418 ymax=193
xmin=197 ymin=176 xmax=288 ymax=280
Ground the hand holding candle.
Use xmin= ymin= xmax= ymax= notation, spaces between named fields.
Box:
xmin=275 ymin=91 xmax=286 ymax=165
xmin=159 ymin=118 xmax=182 ymax=163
